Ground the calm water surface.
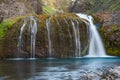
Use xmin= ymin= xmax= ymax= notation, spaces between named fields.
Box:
xmin=0 ymin=57 xmax=120 ymax=80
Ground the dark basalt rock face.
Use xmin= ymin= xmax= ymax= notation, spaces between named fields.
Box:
xmin=0 ymin=13 xmax=90 ymax=58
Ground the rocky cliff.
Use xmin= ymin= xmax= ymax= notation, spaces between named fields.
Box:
xmin=0 ymin=0 xmax=42 ymax=19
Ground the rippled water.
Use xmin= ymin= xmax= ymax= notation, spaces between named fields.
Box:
xmin=0 ymin=57 xmax=120 ymax=80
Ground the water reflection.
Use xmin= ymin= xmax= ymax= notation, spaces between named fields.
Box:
xmin=0 ymin=58 xmax=120 ymax=80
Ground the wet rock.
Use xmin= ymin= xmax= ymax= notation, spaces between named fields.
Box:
xmin=78 ymin=66 xmax=120 ymax=80
xmin=109 ymin=66 xmax=120 ymax=77
xmin=97 ymin=66 xmax=120 ymax=80
xmin=80 ymin=73 xmax=98 ymax=80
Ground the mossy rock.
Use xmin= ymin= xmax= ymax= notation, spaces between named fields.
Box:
xmin=99 ymin=24 xmax=120 ymax=56
xmin=0 ymin=13 xmax=90 ymax=58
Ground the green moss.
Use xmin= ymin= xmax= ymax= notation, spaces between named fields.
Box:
xmin=0 ymin=20 xmax=17 ymax=38
xmin=37 ymin=14 xmax=50 ymax=28
xmin=0 ymin=14 xmax=36 ymax=38
xmin=99 ymin=24 xmax=120 ymax=56
xmin=107 ymin=47 xmax=120 ymax=56
xmin=0 ymin=22 xmax=15 ymax=38
xmin=43 ymin=5 xmax=56 ymax=15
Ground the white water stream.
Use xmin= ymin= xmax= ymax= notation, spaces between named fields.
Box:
xmin=18 ymin=16 xmax=37 ymax=58
xmin=76 ymin=13 xmax=107 ymax=57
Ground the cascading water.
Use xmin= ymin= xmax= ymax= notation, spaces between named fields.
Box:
xmin=18 ymin=16 xmax=37 ymax=58
xmin=71 ymin=20 xmax=81 ymax=57
xmin=18 ymin=19 xmax=27 ymax=57
xmin=46 ymin=18 xmax=53 ymax=57
xmin=45 ymin=16 xmax=84 ymax=58
xmin=76 ymin=13 xmax=107 ymax=57
xmin=17 ymin=13 xmax=107 ymax=58
xmin=30 ymin=16 xmax=37 ymax=58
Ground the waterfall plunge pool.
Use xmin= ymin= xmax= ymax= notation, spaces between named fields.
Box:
xmin=0 ymin=57 xmax=120 ymax=80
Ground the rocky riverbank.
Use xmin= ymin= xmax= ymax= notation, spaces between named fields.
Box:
xmin=79 ymin=66 xmax=120 ymax=80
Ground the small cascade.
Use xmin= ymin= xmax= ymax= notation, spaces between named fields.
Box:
xmin=18 ymin=16 xmax=37 ymax=58
xmin=29 ymin=16 xmax=37 ymax=58
xmin=71 ymin=20 xmax=81 ymax=57
xmin=45 ymin=16 xmax=85 ymax=57
xmin=18 ymin=19 xmax=27 ymax=57
xmin=76 ymin=13 xmax=107 ymax=57
xmin=76 ymin=20 xmax=81 ymax=57
xmin=46 ymin=18 xmax=53 ymax=57
xmin=63 ymin=18 xmax=72 ymax=39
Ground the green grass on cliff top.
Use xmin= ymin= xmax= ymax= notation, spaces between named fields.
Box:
xmin=0 ymin=16 xmax=27 ymax=38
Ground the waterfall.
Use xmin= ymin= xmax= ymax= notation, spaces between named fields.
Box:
xmin=76 ymin=13 xmax=107 ymax=57
xmin=46 ymin=18 xmax=53 ymax=57
xmin=18 ymin=16 xmax=37 ymax=58
xmin=17 ymin=13 xmax=107 ymax=58
xmin=71 ymin=20 xmax=81 ymax=57
xmin=29 ymin=16 xmax=37 ymax=58
xmin=18 ymin=19 xmax=27 ymax=57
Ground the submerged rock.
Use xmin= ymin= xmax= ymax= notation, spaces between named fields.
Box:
xmin=0 ymin=13 xmax=89 ymax=58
